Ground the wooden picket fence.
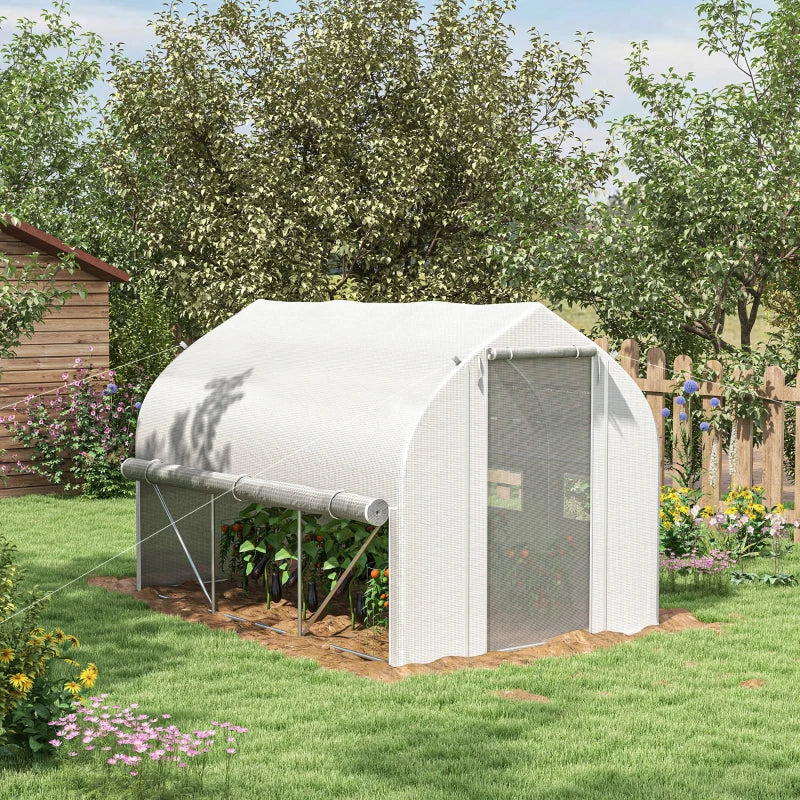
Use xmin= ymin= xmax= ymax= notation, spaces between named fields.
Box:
xmin=594 ymin=338 xmax=800 ymax=524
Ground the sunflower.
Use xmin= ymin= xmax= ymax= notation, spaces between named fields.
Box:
xmin=53 ymin=629 xmax=66 ymax=644
xmin=64 ymin=680 xmax=82 ymax=695
xmin=66 ymin=635 xmax=80 ymax=648
xmin=8 ymin=673 xmax=33 ymax=693
xmin=79 ymin=664 xmax=98 ymax=688
xmin=63 ymin=658 xmax=80 ymax=667
xmin=0 ymin=647 xmax=13 ymax=664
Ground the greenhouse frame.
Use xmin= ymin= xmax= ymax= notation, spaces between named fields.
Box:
xmin=127 ymin=300 xmax=659 ymax=667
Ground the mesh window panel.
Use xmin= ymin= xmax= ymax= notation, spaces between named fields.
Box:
xmin=487 ymin=357 xmax=591 ymax=651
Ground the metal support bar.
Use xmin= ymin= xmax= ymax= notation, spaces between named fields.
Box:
xmin=209 ymin=493 xmax=216 ymax=613
xmin=328 ymin=644 xmax=386 ymax=662
xmin=301 ymin=522 xmax=385 ymax=635
xmin=152 ymin=484 xmax=214 ymax=608
xmin=297 ymin=510 xmax=303 ymax=636
xmin=122 ymin=458 xmax=388 ymax=526
xmin=487 ymin=345 xmax=597 ymax=361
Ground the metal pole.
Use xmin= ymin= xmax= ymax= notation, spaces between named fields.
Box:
xmin=209 ymin=494 xmax=216 ymax=613
xmin=297 ymin=510 xmax=303 ymax=636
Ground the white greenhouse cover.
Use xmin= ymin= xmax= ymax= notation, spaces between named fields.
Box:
xmin=135 ymin=300 xmax=660 ymax=667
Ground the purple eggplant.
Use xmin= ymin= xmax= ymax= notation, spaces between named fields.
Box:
xmin=354 ymin=591 xmax=366 ymax=622
xmin=250 ymin=555 xmax=270 ymax=582
xmin=307 ymin=582 xmax=318 ymax=612
xmin=269 ymin=572 xmax=282 ymax=603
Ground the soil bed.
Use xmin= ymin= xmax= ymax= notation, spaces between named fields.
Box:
xmin=88 ymin=576 xmax=713 ymax=682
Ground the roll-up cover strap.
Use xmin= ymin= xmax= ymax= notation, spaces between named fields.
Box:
xmin=486 ymin=345 xmax=597 ymax=361
xmin=121 ymin=458 xmax=388 ymax=526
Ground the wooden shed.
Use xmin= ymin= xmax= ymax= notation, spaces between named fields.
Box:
xmin=0 ymin=219 xmax=129 ymax=497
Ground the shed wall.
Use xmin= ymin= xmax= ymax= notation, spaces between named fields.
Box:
xmin=0 ymin=236 xmax=111 ymax=497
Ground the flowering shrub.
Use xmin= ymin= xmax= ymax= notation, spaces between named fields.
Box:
xmin=0 ymin=359 xmax=147 ymax=498
xmin=659 ymin=485 xmax=798 ymax=590
xmin=659 ymin=548 xmax=734 ymax=592
xmin=659 ymin=486 xmax=704 ymax=556
xmin=0 ymin=534 xmax=98 ymax=758
xmin=50 ymin=696 xmax=247 ymax=792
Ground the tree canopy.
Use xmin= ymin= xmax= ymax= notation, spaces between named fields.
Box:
xmin=533 ymin=0 xmax=800 ymax=359
xmin=103 ymin=0 xmax=612 ymax=335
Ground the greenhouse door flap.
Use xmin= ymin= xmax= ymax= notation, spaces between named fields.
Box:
xmin=486 ymin=345 xmax=594 ymax=651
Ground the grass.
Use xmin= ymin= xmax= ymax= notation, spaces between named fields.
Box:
xmin=3 ymin=495 xmax=800 ymax=799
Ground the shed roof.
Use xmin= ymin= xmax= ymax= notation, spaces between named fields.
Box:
xmin=0 ymin=216 xmax=129 ymax=282
xmin=135 ymin=300 xmax=580 ymax=505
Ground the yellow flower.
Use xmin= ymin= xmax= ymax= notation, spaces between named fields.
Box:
xmin=66 ymin=635 xmax=80 ymax=648
xmin=753 ymin=504 xmax=764 ymax=514
xmin=754 ymin=486 xmax=763 ymax=492
xmin=678 ymin=487 xmax=689 ymax=494
xmin=64 ymin=680 xmax=82 ymax=695
xmin=776 ymin=504 xmax=785 ymax=514
xmin=0 ymin=648 xmax=13 ymax=664
xmin=53 ymin=629 xmax=66 ymax=644
xmin=725 ymin=507 xmax=736 ymax=515
xmin=63 ymin=658 xmax=80 ymax=667
xmin=8 ymin=673 xmax=33 ymax=693
xmin=663 ymin=521 xmax=672 ymax=530
xmin=79 ymin=665 xmax=98 ymax=688
xmin=702 ymin=506 xmax=714 ymax=518
xmin=679 ymin=505 xmax=689 ymax=515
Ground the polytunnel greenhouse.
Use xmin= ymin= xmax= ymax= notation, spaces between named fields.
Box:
xmin=124 ymin=300 xmax=659 ymax=667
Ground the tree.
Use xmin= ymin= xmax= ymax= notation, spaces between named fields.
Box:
xmin=0 ymin=4 xmax=103 ymax=372
xmin=533 ymin=0 xmax=800 ymax=359
xmin=102 ymin=0 xmax=612 ymax=336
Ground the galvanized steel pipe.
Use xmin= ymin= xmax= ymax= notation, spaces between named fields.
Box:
xmin=486 ymin=345 xmax=597 ymax=360
xmin=121 ymin=458 xmax=389 ymax=526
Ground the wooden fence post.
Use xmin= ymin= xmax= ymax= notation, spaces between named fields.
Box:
xmin=672 ymin=355 xmax=693 ymax=487
xmin=645 ymin=347 xmax=667 ymax=489
xmin=733 ymin=367 xmax=754 ymax=488
xmin=701 ymin=360 xmax=723 ymax=506
xmin=620 ymin=339 xmax=639 ymax=380
xmin=763 ymin=365 xmax=785 ymax=508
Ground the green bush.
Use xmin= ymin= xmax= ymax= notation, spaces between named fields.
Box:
xmin=0 ymin=534 xmax=98 ymax=760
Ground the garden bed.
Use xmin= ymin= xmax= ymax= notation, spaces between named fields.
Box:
xmin=89 ymin=576 xmax=713 ymax=681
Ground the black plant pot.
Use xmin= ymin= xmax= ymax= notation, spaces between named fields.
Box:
xmin=306 ymin=582 xmax=318 ymax=612
xmin=251 ymin=555 xmax=269 ymax=582
xmin=354 ymin=591 xmax=366 ymax=622
xmin=269 ymin=572 xmax=282 ymax=603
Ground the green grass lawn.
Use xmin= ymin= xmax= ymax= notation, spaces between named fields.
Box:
xmin=3 ymin=495 xmax=800 ymax=799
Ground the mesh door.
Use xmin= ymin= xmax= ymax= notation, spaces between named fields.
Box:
xmin=487 ymin=357 xmax=591 ymax=650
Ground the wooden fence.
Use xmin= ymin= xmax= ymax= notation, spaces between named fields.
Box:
xmin=594 ymin=338 xmax=800 ymax=523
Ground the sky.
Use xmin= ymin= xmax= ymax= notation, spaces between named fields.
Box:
xmin=0 ymin=0 xmax=769 ymax=166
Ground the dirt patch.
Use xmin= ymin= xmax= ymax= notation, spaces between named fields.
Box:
xmin=492 ymin=690 xmax=550 ymax=702
xmin=740 ymin=678 xmax=767 ymax=689
xmin=88 ymin=576 xmax=715 ymax=682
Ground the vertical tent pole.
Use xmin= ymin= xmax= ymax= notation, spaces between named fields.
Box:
xmin=297 ymin=510 xmax=303 ymax=636
xmin=210 ymin=493 xmax=216 ymax=613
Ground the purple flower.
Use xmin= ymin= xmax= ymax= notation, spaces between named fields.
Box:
xmin=134 ymin=401 xmax=142 ymax=410
xmin=683 ymin=379 xmax=699 ymax=394
xmin=710 ymin=397 xmax=720 ymax=408
xmin=661 ymin=408 xmax=671 ymax=418
xmin=679 ymin=412 xmax=688 ymax=422
xmin=699 ymin=421 xmax=710 ymax=431
xmin=675 ymin=395 xmax=686 ymax=406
